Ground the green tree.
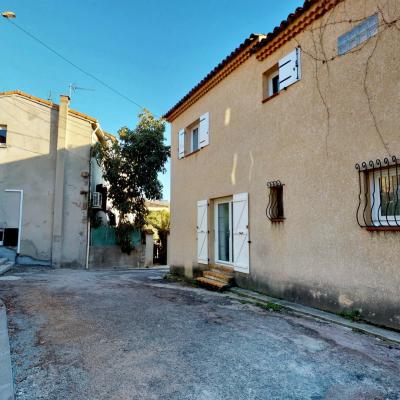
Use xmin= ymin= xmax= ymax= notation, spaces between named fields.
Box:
xmin=93 ymin=110 xmax=170 ymax=253
xmin=146 ymin=210 xmax=170 ymax=235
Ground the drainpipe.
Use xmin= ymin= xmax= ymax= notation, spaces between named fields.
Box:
xmin=85 ymin=123 xmax=100 ymax=269
xmin=85 ymin=218 xmax=91 ymax=270
xmin=4 ymin=189 xmax=23 ymax=262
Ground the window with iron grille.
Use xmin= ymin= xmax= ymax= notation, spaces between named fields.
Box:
xmin=266 ymin=180 xmax=284 ymax=222
xmin=338 ymin=14 xmax=378 ymax=56
xmin=355 ymin=156 xmax=400 ymax=230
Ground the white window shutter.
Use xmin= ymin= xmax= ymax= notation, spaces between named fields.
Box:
xmin=197 ymin=200 xmax=209 ymax=264
xmin=279 ymin=48 xmax=301 ymax=90
xmin=233 ymin=192 xmax=249 ymax=273
xmin=199 ymin=112 xmax=209 ymax=148
xmin=178 ymin=129 xmax=185 ymax=159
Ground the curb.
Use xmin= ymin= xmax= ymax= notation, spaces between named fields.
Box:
xmin=0 ymin=301 xmax=14 ymax=400
xmin=88 ymin=267 xmax=170 ymax=272
xmin=228 ymin=287 xmax=400 ymax=345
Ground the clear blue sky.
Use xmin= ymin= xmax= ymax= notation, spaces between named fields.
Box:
xmin=1 ymin=0 xmax=302 ymax=200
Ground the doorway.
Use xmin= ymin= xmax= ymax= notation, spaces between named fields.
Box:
xmin=214 ymin=199 xmax=233 ymax=265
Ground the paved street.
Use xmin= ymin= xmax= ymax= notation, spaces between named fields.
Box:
xmin=0 ymin=267 xmax=400 ymax=400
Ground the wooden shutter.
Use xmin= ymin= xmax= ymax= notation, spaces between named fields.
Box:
xmin=178 ymin=129 xmax=185 ymax=159
xmin=279 ymin=48 xmax=301 ymax=90
xmin=199 ymin=112 xmax=209 ymax=148
xmin=197 ymin=200 xmax=208 ymax=264
xmin=233 ymin=192 xmax=249 ymax=273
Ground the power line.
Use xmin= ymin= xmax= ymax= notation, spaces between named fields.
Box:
xmin=6 ymin=19 xmax=146 ymax=111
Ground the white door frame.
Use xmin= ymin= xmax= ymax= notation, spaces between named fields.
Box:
xmin=4 ymin=189 xmax=23 ymax=254
xmin=214 ymin=198 xmax=233 ymax=265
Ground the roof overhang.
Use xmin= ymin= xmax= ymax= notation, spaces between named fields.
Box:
xmin=163 ymin=34 xmax=265 ymax=122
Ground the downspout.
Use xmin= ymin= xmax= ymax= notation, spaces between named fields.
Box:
xmin=85 ymin=123 xmax=100 ymax=269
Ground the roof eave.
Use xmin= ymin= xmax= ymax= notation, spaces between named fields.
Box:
xmin=163 ymin=33 xmax=265 ymax=122
xmin=163 ymin=0 xmax=344 ymax=122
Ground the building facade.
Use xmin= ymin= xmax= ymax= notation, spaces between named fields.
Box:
xmin=0 ymin=90 xmax=111 ymax=268
xmin=165 ymin=0 xmax=400 ymax=329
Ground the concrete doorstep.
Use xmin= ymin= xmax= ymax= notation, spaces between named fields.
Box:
xmin=0 ymin=258 xmax=13 ymax=276
xmin=228 ymin=287 xmax=400 ymax=345
xmin=0 ymin=301 xmax=14 ymax=400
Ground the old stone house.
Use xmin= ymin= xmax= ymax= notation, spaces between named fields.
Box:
xmin=164 ymin=0 xmax=400 ymax=329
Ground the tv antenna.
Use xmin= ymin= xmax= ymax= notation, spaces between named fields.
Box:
xmin=69 ymin=83 xmax=95 ymax=99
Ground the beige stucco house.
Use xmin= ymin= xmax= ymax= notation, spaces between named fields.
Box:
xmin=165 ymin=0 xmax=400 ymax=329
xmin=0 ymin=90 xmax=113 ymax=268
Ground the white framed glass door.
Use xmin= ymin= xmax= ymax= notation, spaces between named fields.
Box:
xmin=214 ymin=199 xmax=233 ymax=264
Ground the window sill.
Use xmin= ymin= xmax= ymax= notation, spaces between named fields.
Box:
xmin=262 ymin=92 xmax=280 ymax=104
xmin=366 ymin=226 xmax=400 ymax=232
xmin=182 ymin=148 xmax=201 ymax=159
xmin=262 ymin=80 xmax=300 ymax=104
xmin=270 ymin=217 xmax=285 ymax=223
xmin=0 ymin=144 xmax=7 ymax=148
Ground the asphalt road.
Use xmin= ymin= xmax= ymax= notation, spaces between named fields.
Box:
xmin=0 ymin=267 xmax=400 ymax=400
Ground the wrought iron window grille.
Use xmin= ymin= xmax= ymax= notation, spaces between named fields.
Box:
xmin=266 ymin=180 xmax=285 ymax=222
xmin=355 ymin=156 xmax=400 ymax=230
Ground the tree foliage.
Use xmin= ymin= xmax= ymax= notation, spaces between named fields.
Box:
xmin=146 ymin=210 xmax=170 ymax=264
xmin=93 ymin=110 xmax=170 ymax=253
xmin=146 ymin=210 xmax=170 ymax=235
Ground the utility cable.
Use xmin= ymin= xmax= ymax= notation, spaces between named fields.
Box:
xmin=6 ymin=19 xmax=146 ymax=111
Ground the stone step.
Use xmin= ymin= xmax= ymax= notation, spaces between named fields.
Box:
xmin=203 ymin=270 xmax=234 ymax=284
xmin=196 ymin=276 xmax=230 ymax=291
xmin=0 ymin=262 xmax=13 ymax=276
xmin=209 ymin=264 xmax=234 ymax=274
xmin=0 ymin=258 xmax=7 ymax=266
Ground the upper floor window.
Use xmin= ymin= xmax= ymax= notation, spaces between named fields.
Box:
xmin=355 ymin=156 xmax=400 ymax=230
xmin=263 ymin=48 xmax=301 ymax=102
xmin=0 ymin=125 xmax=7 ymax=146
xmin=268 ymin=69 xmax=280 ymax=97
xmin=338 ymin=14 xmax=378 ymax=56
xmin=178 ymin=112 xmax=209 ymax=159
xmin=191 ymin=126 xmax=199 ymax=153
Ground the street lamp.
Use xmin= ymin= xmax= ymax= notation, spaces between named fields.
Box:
xmin=1 ymin=11 xmax=16 ymax=19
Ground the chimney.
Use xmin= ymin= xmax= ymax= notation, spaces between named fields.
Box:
xmin=51 ymin=95 xmax=70 ymax=267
